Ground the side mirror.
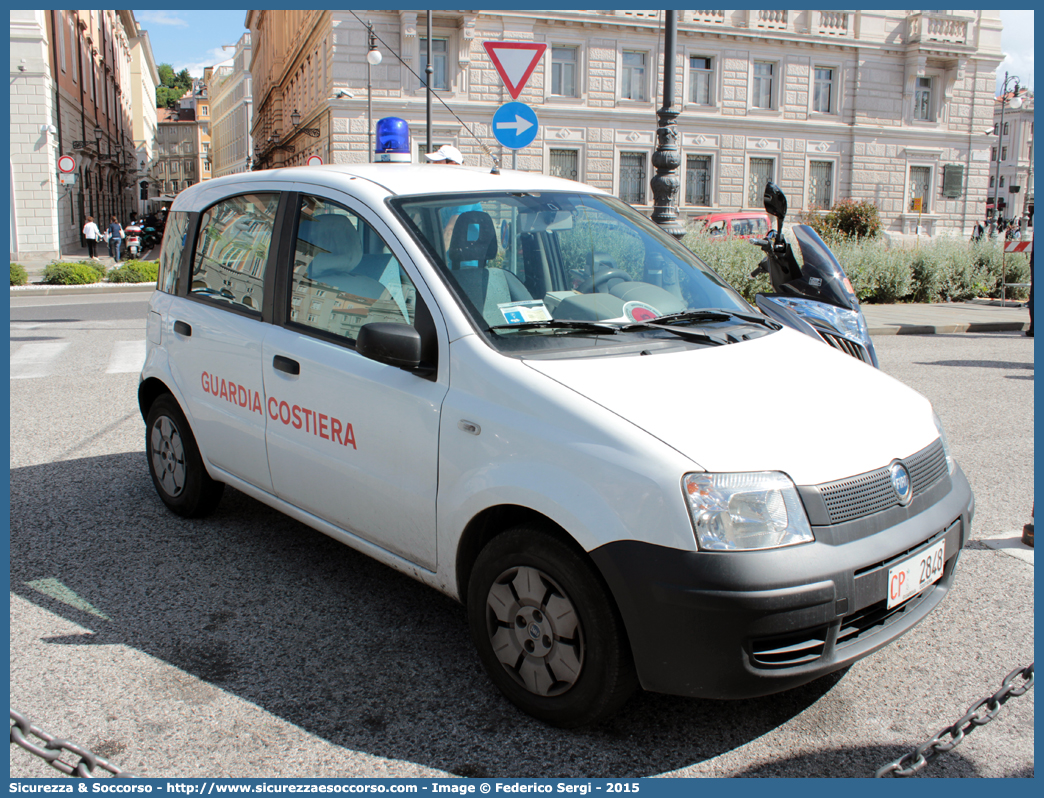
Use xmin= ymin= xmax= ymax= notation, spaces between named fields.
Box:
xmin=763 ymin=182 xmax=788 ymax=232
xmin=356 ymin=322 xmax=423 ymax=371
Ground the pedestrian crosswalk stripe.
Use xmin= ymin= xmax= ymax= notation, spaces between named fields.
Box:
xmin=10 ymin=341 xmax=70 ymax=379
xmin=106 ymin=340 xmax=147 ymax=373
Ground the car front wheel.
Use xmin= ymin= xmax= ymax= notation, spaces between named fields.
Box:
xmin=467 ymin=526 xmax=637 ymax=727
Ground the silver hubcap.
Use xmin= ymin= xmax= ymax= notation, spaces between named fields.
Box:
xmin=150 ymin=415 xmax=186 ymax=497
xmin=485 ymin=565 xmax=584 ymax=697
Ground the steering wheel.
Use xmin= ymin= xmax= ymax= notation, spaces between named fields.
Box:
xmin=578 ymin=268 xmax=634 ymax=293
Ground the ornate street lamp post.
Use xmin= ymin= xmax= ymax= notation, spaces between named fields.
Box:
xmin=991 ymin=72 xmax=1022 ymax=235
xmin=366 ymin=22 xmax=382 ymax=162
xmin=651 ymin=10 xmax=684 ymax=239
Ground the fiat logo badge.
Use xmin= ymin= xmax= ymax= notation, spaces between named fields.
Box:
xmin=890 ymin=461 xmax=912 ymax=506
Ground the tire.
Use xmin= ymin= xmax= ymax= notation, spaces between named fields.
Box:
xmin=467 ymin=526 xmax=637 ymax=727
xmin=145 ymin=394 xmax=224 ymax=518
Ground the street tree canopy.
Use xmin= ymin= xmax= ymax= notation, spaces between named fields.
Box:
xmin=155 ymin=64 xmax=193 ymax=109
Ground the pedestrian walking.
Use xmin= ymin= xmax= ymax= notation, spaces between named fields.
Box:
xmin=82 ymin=215 xmax=101 ymax=259
xmin=971 ymin=222 xmax=984 ymax=242
xmin=106 ymin=215 xmax=124 ymax=263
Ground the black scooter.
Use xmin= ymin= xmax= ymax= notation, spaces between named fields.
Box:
xmin=750 ymin=182 xmax=879 ymax=367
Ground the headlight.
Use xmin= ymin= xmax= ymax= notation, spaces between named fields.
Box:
xmin=932 ymin=411 xmax=956 ymax=474
xmin=772 ymin=297 xmax=870 ymax=346
xmin=684 ymin=472 xmax=814 ymax=551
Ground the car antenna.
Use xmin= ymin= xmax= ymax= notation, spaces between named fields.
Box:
xmin=346 ymin=10 xmax=501 ymax=174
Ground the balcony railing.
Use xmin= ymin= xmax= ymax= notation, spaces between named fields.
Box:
xmin=908 ymin=13 xmax=969 ymax=46
xmin=688 ymin=10 xmax=725 ymax=25
xmin=815 ymin=10 xmax=852 ymax=37
xmin=754 ymin=10 xmax=788 ymax=30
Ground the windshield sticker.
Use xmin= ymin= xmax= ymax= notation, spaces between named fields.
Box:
xmin=623 ymin=301 xmax=659 ymax=322
xmin=499 ymin=300 xmax=552 ymax=325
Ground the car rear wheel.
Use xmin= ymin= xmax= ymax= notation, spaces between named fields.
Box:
xmin=467 ymin=526 xmax=637 ymax=727
xmin=146 ymin=394 xmax=224 ymax=518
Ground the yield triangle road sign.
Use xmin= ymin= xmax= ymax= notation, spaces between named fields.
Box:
xmin=483 ymin=41 xmax=547 ymax=100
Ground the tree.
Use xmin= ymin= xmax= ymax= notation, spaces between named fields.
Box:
xmin=155 ymin=63 xmax=194 ymax=108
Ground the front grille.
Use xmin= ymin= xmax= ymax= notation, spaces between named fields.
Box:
xmin=819 ymin=330 xmax=873 ymax=364
xmin=836 ymin=584 xmax=935 ymax=651
xmin=819 ymin=439 xmax=947 ymax=524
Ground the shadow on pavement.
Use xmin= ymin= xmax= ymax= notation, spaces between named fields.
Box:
xmin=12 ymin=453 xmax=849 ymax=778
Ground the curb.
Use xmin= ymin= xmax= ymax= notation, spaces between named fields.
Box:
xmin=867 ymin=321 xmax=1029 ymax=336
xmin=10 ymin=282 xmax=157 ymax=297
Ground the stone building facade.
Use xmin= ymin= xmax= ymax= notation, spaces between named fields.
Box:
xmin=152 ymin=104 xmax=201 ymax=199
xmin=244 ymin=9 xmax=1005 ymax=238
xmin=990 ymin=90 xmax=1034 ymax=225
xmin=10 ymin=10 xmax=150 ymax=260
xmin=208 ymin=32 xmax=254 ymax=178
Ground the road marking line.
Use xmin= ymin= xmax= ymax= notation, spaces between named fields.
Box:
xmin=105 ymin=339 xmax=146 ymax=373
xmin=10 ymin=341 xmax=69 ymax=379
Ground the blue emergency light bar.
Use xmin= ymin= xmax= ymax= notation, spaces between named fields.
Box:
xmin=375 ymin=117 xmax=411 ymax=162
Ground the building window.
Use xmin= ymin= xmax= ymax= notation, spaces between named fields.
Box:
xmin=685 ymin=155 xmax=712 ymax=206
xmin=748 ymin=157 xmax=774 ymax=207
xmin=57 ymin=12 xmax=66 ymax=72
xmin=914 ymin=76 xmax=933 ymax=121
xmin=993 ymin=123 xmax=999 ymax=135
xmin=1001 ymin=146 xmax=1008 ymax=161
xmin=999 ymin=176 xmax=1005 ymax=187
xmin=909 ymin=166 xmax=931 ymax=212
xmin=622 ymin=51 xmax=647 ymax=101
xmin=420 ymin=37 xmax=448 ymax=90
xmin=808 ymin=161 xmax=833 ymax=209
xmin=1003 ymin=121 xmax=1009 ymax=135
xmin=68 ymin=17 xmax=77 ymax=83
xmin=199 ymin=105 xmax=208 ymax=116
xmin=549 ymin=149 xmax=579 ymax=181
xmin=990 ymin=175 xmax=995 ymax=188
xmin=752 ymin=61 xmax=775 ymax=109
xmin=689 ymin=56 xmax=713 ymax=105
xmin=619 ymin=152 xmax=647 ymax=204
xmin=991 ymin=146 xmax=997 ymax=162
xmin=813 ymin=67 xmax=834 ymax=114
xmin=551 ymin=46 xmax=577 ymax=97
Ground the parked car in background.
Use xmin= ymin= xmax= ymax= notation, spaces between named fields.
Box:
xmin=693 ymin=211 xmax=772 ymax=239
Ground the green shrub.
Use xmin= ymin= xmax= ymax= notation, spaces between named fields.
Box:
xmin=42 ymin=261 xmax=103 ymax=285
xmin=107 ymin=260 xmax=159 ymax=283
xmin=822 ymin=198 xmax=882 ymax=240
xmin=680 ymin=224 xmax=769 ymax=303
xmin=10 ymin=262 xmax=28 ymax=286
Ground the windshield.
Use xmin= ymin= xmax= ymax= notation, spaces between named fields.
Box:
xmin=791 ymin=224 xmax=859 ymax=311
xmin=391 ymin=191 xmax=765 ymax=354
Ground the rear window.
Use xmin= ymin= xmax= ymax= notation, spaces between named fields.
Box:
xmin=156 ymin=211 xmax=190 ymax=294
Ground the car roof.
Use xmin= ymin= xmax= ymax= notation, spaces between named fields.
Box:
xmin=695 ymin=211 xmax=770 ymax=222
xmin=170 ymin=163 xmax=606 ymax=212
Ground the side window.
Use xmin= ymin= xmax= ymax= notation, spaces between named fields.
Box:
xmin=289 ymin=196 xmax=417 ymax=343
xmin=191 ymin=192 xmax=278 ymax=312
xmin=157 ymin=211 xmax=190 ymax=294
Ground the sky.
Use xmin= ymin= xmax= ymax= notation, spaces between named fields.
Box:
xmin=135 ymin=8 xmax=1034 ymax=94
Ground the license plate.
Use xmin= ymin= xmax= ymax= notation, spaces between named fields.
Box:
xmin=887 ymin=538 xmax=946 ymax=609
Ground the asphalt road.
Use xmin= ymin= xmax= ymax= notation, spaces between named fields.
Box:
xmin=9 ymin=295 xmax=1034 ymax=779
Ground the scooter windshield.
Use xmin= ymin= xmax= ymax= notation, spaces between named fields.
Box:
xmin=791 ymin=225 xmax=859 ymax=311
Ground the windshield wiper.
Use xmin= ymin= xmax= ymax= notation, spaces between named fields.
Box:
xmin=617 ymin=321 xmax=727 ymax=346
xmin=651 ymin=309 xmax=781 ymax=330
xmin=487 ymin=319 xmax=620 ymax=334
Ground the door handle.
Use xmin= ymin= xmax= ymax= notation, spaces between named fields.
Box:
xmin=173 ymin=320 xmax=191 ymax=336
xmin=273 ymin=355 xmax=300 ymax=375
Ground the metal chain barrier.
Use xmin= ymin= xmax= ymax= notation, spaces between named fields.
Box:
xmin=875 ymin=662 xmax=1034 ymax=777
xmin=10 ymin=710 xmax=138 ymax=778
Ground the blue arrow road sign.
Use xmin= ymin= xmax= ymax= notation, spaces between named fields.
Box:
xmin=492 ymin=101 xmax=539 ymax=150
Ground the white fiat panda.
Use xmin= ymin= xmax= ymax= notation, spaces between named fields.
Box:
xmin=140 ymin=162 xmax=974 ymax=727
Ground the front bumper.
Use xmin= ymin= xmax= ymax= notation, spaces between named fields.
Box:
xmin=590 ymin=464 xmax=974 ymax=699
